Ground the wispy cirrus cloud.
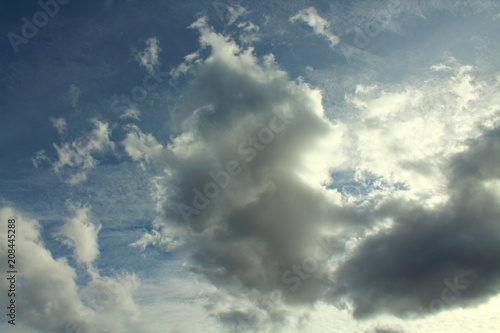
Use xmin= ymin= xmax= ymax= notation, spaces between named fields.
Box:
xmin=51 ymin=118 xmax=116 ymax=185
xmin=135 ymin=37 xmax=161 ymax=75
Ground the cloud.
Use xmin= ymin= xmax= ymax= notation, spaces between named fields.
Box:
xmin=290 ymin=7 xmax=339 ymax=47
xmin=57 ymin=202 xmax=101 ymax=272
xmin=126 ymin=17 xmax=369 ymax=328
xmin=370 ymin=328 xmax=406 ymax=333
xmin=135 ymin=37 xmax=161 ymax=74
xmin=122 ymin=124 xmax=163 ymax=166
xmin=31 ymin=149 xmax=50 ymax=168
xmin=236 ymin=21 xmax=260 ymax=44
xmin=50 ymin=117 xmax=67 ymax=135
xmin=339 ymin=59 xmax=499 ymax=207
xmin=120 ymin=106 xmax=141 ymax=120
xmin=69 ymin=84 xmax=81 ymax=108
xmin=0 ymin=205 xmax=91 ymax=332
xmin=227 ymin=4 xmax=247 ymax=25
xmin=51 ymin=118 xmax=116 ymax=185
xmin=0 ymin=203 xmax=151 ymax=333
xmin=330 ymin=124 xmax=500 ymax=319
xmin=121 ymin=16 xmax=500 ymax=329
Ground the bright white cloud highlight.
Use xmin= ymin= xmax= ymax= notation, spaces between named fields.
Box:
xmin=290 ymin=7 xmax=339 ymax=47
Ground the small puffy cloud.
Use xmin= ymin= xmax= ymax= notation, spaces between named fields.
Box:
xmin=31 ymin=149 xmax=50 ymax=168
xmin=236 ymin=21 xmax=260 ymax=44
xmin=120 ymin=106 xmax=141 ymax=120
xmin=52 ymin=118 xmax=116 ymax=185
xmin=290 ymin=7 xmax=339 ymax=47
xmin=57 ymin=202 xmax=101 ymax=270
xmin=135 ymin=37 xmax=161 ymax=74
xmin=226 ymin=4 xmax=247 ymax=25
xmin=129 ymin=228 xmax=182 ymax=251
xmin=122 ymin=124 xmax=164 ymax=170
xmin=50 ymin=117 xmax=67 ymax=135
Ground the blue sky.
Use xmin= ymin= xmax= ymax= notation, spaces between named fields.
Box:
xmin=1 ymin=0 xmax=500 ymax=332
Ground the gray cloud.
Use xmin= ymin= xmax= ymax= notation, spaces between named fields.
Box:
xmin=124 ymin=15 xmax=500 ymax=330
xmin=331 ymin=125 xmax=500 ymax=318
xmin=124 ymin=17 xmax=363 ymax=323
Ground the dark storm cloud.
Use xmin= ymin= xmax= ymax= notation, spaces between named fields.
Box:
xmin=331 ymin=126 xmax=500 ymax=318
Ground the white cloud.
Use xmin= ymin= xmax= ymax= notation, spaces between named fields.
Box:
xmin=52 ymin=118 xmax=116 ymax=185
xmin=122 ymin=124 xmax=164 ymax=172
xmin=0 ymin=204 xmax=92 ymax=332
xmin=290 ymin=7 xmax=339 ymax=47
xmin=135 ymin=37 xmax=161 ymax=74
xmin=129 ymin=228 xmax=181 ymax=251
xmin=69 ymin=84 xmax=81 ymax=108
xmin=50 ymin=117 xmax=67 ymax=135
xmin=57 ymin=202 xmax=101 ymax=271
xmin=227 ymin=5 xmax=247 ymax=25
xmin=120 ymin=106 xmax=141 ymax=120
xmin=236 ymin=21 xmax=260 ymax=44
xmin=0 ymin=203 xmax=152 ymax=333
xmin=31 ymin=149 xmax=50 ymax=168
xmin=340 ymin=59 xmax=498 ymax=206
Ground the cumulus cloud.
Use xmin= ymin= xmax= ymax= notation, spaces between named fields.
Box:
xmin=290 ymin=7 xmax=339 ymax=47
xmin=125 ymin=17 xmax=366 ymax=328
xmin=135 ymin=37 xmax=161 ymax=74
xmin=0 ymin=203 xmax=150 ymax=333
xmin=52 ymin=118 xmax=116 ymax=185
xmin=57 ymin=202 xmax=101 ymax=272
xmin=126 ymin=15 xmax=500 ymax=331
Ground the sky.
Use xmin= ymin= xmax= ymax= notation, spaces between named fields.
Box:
xmin=0 ymin=0 xmax=500 ymax=332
